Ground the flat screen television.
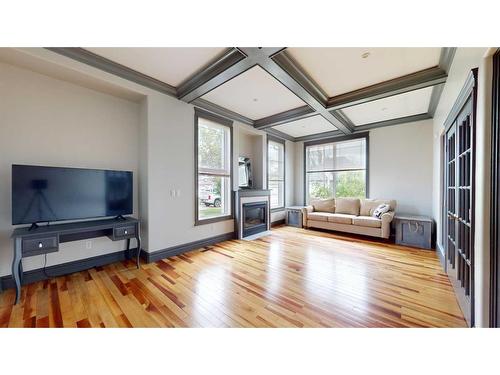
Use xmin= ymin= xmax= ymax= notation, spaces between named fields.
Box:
xmin=12 ymin=165 xmax=133 ymax=225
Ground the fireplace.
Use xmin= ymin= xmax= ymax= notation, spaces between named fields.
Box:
xmin=234 ymin=189 xmax=270 ymax=239
xmin=242 ymin=201 xmax=268 ymax=237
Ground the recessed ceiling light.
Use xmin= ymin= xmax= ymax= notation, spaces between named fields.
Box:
xmin=361 ymin=52 xmax=370 ymax=59
xmin=253 ymin=98 xmax=258 ymax=102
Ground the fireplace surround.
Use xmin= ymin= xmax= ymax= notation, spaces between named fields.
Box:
xmin=234 ymin=189 xmax=271 ymax=239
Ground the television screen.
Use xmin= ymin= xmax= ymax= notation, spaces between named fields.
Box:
xmin=12 ymin=165 xmax=133 ymax=225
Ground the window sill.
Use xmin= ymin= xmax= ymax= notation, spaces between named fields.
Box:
xmin=195 ymin=215 xmax=234 ymax=226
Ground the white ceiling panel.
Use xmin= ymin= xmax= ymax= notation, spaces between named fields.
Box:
xmin=273 ymin=115 xmax=337 ymax=137
xmin=202 ymin=66 xmax=306 ymax=120
xmin=341 ymin=86 xmax=433 ymax=126
xmin=85 ymin=47 xmax=226 ymax=86
xmin=287 ymin=47 xmax=441 ymax=97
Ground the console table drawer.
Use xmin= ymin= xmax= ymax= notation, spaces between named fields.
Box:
xmin=22 ymin=236 xmax=59 ymax=257
xmin=113 ymin=225 xmax=136 ymax=239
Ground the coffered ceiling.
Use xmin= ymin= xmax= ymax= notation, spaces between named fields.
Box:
xmin=342 ymin=86 xmax=433 ymax=126
xmin=201 ymin=66 xmax=306 ymax=120
xmin=46 ymin=46 xmax=456 ymax=142
xmin=273 ymin=115 xmax=337 ymax=138
xmin=86 ymin=47 xmax=226 ymax=86
xmin=286 ymin=47 xmax=441 ymax=97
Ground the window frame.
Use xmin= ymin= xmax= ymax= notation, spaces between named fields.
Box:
xmin=194 ymin=107 xmax=234 ymax=226
xmin=303 ymin=132 xmax=369 ymax=204
xmin=267 ymin=135 xmax=286 ymax=212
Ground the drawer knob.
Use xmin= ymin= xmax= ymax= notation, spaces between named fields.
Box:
xmin=38 ymin=242 xmax=43 ymax=248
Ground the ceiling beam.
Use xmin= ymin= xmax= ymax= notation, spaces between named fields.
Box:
xmin=176 ymin=48 xmax=247 ymax=101
xmin=46 ymin=47 xmax=177 ymax=97
xmin=178 ymin=58 xmax=256 ymax=103
xmin=428 ymin=47 xmax=457 ymax=116
xmin=177 ymin=48 xmax=287 ymax=103
xmin=190 ymin=98 xmax=254 ymax=126
xmin=427 ymin=83 xmax=445 ymax=117
xmin=272 ymin=51 xmax=328 ymax=104
xmin=330 ymin=109 xmax=356 ymax=130
xmin=353 ymin=113 xmax=432 ymax=132
xmin=254 ymin=105 xmax=315 ymax=129
xmin=238 ymin=47 xmax=353 ymax=134
xmin=326 ymin=66 xmax=448 ymax=111
xmin=294 ymin=130 xmax=344 ymax=142
xmin=438 ymin=47 xmax=457 ymax=73
xmin=294 ymin=112 xmax=432 ymax=143
xmin=264 ymin=127 xmax=296 ymax=142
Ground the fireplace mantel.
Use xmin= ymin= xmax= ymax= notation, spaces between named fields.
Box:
xmin=234 ymin=189 xmax=271 ymax=239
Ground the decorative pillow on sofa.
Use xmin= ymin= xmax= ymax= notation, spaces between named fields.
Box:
xmin=311 ymin=198 xmax=335 ymax=213
xmin=335 ymin=198 xmax=360 ymax=216
xmin=360 ymin=199 xmax=397 ymax=216
xmin=372 ymin=204 xmax=390 ymax=219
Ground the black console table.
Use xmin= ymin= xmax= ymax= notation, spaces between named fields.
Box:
xmin=11 ymin=217 xmax=141 ymax=304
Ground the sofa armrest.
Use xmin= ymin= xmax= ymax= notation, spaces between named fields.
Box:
xmin=381 ymin=211 xmax=395 ymax=238
xmin=301 ymin=206 xmax=314 ymax=227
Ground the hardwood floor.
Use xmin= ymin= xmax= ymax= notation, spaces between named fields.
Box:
xmin=0 ymin=226 xmax=467 ymax=328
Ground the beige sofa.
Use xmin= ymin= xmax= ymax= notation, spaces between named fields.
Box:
xmin=301 ymin=198 xmax=397 ymax=239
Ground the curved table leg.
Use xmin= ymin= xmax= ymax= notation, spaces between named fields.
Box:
xmin=136 ymin=234 xmax=141 ymax=269
xmin=12 ymin=238 xmax=22 ymax=304
xmin=19 ymin=259 xmax=23 ymax=285
xmin=125 ymin=238 xmax=131 ymax=260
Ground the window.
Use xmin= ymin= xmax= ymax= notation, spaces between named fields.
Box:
xmin=195 ymin=109 xmax=233 ymax=224
xmin=304 ymin=135 xmax=368 ymax=203
xmin=267 ymin=137 xmax=285 ymax=210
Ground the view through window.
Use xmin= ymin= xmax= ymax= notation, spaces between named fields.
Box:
xmin=196 ymin=115 xmax=232 ymax=222
xmin=268 ymin=139 xmax=285 ymax=209
xmin=305 ymin=136 xmax=367 ymax=203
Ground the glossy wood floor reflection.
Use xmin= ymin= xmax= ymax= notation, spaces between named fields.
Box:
xmin=0 ymin=226 xmax=467 ymax=328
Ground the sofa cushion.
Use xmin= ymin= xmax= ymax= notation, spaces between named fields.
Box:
xmin=308 ymin=212 xmax=335 ymax=222
xmin=310 ymin=198 xmax=335 ymax=213
xmin=327 ymin=213 xmax=356 ymax=225
xmin=352 ymin=216 xmax=382 ymax=228
xmin=335 ymin=198 xmax=360 ymax=216
xmin=360 ymin=199 xmax=397 ymax=216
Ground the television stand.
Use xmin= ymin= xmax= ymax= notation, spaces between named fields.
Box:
xmin=10 ymin=217 xmax=141 ymax=304
xmin=115 ymin=215 xmax=127 ymax=221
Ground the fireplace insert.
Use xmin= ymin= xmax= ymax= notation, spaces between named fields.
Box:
xmin=242 ymin=201 xmax=268 ymax=237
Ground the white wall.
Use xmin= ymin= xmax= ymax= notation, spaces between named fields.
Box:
xmin=294 ymin=141 xmax=305 ymax=205
xmin=0 ymin=62 xmax=140 ymax=276
xmin=370 ymin=119 xmax=433 ymax=215
xmin=142 ymin=93 xmax=236 ymax=252
xmin=293 ymin=121 xmax=434 ymax=216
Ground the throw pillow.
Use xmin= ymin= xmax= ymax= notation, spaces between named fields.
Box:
xmin=372 ymin=204 xmax=390 ymax=219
